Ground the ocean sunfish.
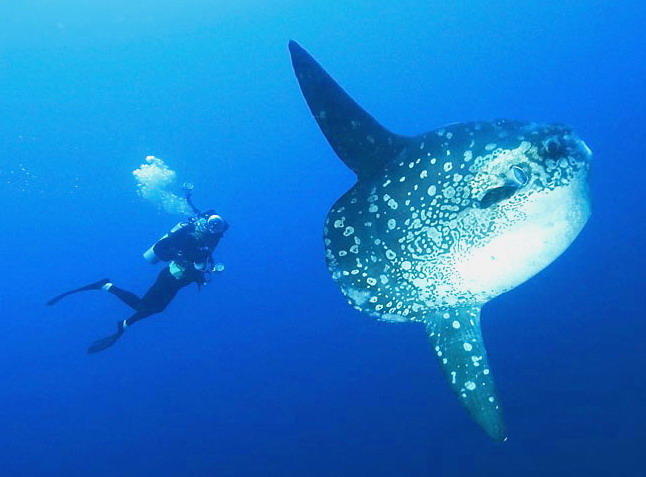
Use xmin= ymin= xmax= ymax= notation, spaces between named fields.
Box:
xmin=289 ymin=41 xmax=591 ymax=441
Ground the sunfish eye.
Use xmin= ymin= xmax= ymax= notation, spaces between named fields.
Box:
xmin=543 ymin=137 xmax=563 ymax=157
xmin=510 ymin=165 xmax=528 ymax=186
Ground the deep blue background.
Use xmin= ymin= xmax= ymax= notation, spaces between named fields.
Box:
xmin=1 ymin=1 xmax=644 ymax=475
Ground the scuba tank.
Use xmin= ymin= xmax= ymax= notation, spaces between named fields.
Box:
xmin=143 ymin=222 xmax=186 ymax=264
xmin=144 ymin=183 xmax=197 ymax=264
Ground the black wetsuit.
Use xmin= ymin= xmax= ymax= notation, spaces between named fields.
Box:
xmin=47 ymin=209 xmax=227 ymax=353
xmin=106 ymin=268 xmax=192 ymax=325
xmin=110 ymin=221 xmax=222 ymax=326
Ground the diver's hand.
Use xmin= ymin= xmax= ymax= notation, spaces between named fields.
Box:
xmin=212 ymin=263 xmax=225 ymax=273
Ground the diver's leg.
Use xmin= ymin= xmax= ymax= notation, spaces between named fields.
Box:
xmin=87 ymin=270 xmax=189 ymax=354
xmin=135 ymin=267 xmax=187 ymax=316
xmin=103 ymin=283 xmax=141 ymax=311
xmin=87 ymin=311 xmax=152 ymax=354
xmin=87 ymin=319 xmax=128 ymax=354
xmin=115 ymin=273 xmax=189 ymax=329
xmin=46 ymin=278 xmax=111 ymax=306
xmin=122 ymin=311 xmax=152 ymax=327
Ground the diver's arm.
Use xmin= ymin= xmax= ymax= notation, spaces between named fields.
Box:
xmin=185 ymin=190 xmax=202 ymax=216
xmin=191 ymin=235 xmax=221 ymax=271
xmin=152 ymin=236 xmax=179 ymax=262
xmin=152 ymin=225 xmax=194 ymax=262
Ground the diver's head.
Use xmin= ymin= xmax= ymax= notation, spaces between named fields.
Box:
xmin=201 ymin=214 xmax=229 ymax=235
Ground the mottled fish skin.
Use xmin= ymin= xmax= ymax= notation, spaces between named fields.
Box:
xmin=289 ymin=41 xmax=591 ymax=441
xmin=325 ymin=120 xmax=591 ymax=321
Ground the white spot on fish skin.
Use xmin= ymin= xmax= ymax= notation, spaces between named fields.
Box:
xmin=338 ymin=250 xmax=347 ymax=257
xmin=349 ymin=245 xmax=359 ymax=254
xmin=420 ymin=170 xmax=428 ymax=179
xmin=443 ymin=186 xmax=456 ymax=199
xmin=451 ymin=371 xmax=456 ymax=384
xmin=485 ymin=143 xmax=497 ymax=151
xmin=379 ymin=275 xmax=388 ymax=284
xmin=399 ymin=176 xmax=406 ymax=182
xmin=334 ymin=218 xmax=345 ymax=228
xmin=401 ymin=261 xmax=412 ymax=270
xmin=465 ymin=381 xmax=476 ymax=391
xmin=385 ymin=249 xmax=396 ymax=260
xmin=463 ymin=343 xmax=473 ymax=352
xmin=488 ymin=396 xmax=495 ymax=403
xmin=444 ymin=162 xmax=453 ymax=172
xmin=369 ymin=204 xmax=378 ymax=213
xmin=343 ymin=226 xmax=354 ymax=236
xmin=442 ymin=312 xmax=450 ymax=319
xmin=483 ymin=369 xmax=490 ymax=375
xmin=383 ymin=179 xmax=392 ymax=187
xmin=452 ymin=320 xmax=460 ymax=329
xmin=427 ymin=185 xmax=437 ymax=196
xmin=367 ymin=278 xmax=377 ymax=286
xmin=387 ymin=219 xmax=396 ymax=230
xmin=387 ymin=198 xmax=398 ymax=210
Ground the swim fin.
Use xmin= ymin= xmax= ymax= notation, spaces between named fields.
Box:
xmin=87 ymin=321 xmax=125 ymax=354
xmin=46 ymin=278 xmax=111 ymax=306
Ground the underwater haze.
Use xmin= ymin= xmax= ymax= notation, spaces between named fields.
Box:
xmin=1 ymin=0 xmax=644 ymax=475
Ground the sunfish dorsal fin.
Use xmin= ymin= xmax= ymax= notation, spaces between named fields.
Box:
xmin=426 ymin=306 xmax=507 ymax=441
xmin=289 ymin=41 xmax=409 ymax=180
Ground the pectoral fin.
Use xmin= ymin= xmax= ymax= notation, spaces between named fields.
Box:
xmin=426 ymin=306 xmax=506 ymax=441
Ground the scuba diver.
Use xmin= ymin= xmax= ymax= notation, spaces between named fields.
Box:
xmin=47 ymin=185 xmax=229 ymax=353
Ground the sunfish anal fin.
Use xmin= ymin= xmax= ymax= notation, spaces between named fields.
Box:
xmin=426 ymin=306 xmax=507 ymax=441
xmin=288 ymin=40 xmax=409 ymax=180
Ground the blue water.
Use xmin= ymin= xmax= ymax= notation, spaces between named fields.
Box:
xmin=1 ymin=1 xmax=644 ymax=475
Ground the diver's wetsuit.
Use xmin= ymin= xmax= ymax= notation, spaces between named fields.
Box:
xmin=106 ymin=219 xmax=222 ymax=327
xmin=108 ymin=267 xmax=196 ymax=326
xmin=47 ymin=212 xmax=227 ymax=353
